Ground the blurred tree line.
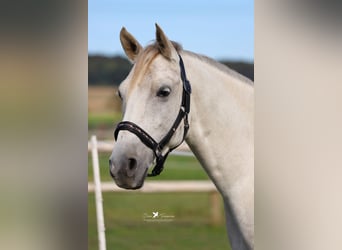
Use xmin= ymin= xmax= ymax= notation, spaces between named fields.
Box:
xmin=89 ymin=55 xmax=253 ymax=86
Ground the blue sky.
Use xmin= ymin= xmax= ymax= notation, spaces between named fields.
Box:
xmin=88 ymin=0 xmax=254 ymax=61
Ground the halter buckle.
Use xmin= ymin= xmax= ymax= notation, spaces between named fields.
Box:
xmin=154 ymin=146 xmax=162 ymax=158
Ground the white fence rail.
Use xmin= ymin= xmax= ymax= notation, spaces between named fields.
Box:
xmin=88 ymin=180 xmax=217 ymax=193
xmin=90 ymin=136 xmax=106 ymax=250
xmin=89 ymin=136 xmax=222 ymax=250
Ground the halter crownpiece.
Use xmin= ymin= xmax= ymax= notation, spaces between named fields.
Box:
xmin=114 ymin=54 xmax=191 ymax=177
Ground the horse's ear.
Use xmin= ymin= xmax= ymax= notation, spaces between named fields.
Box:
xmin=155 ymin=24 xmax=177 ymax=60
xmin=120 ymin=27 xmax=142 ymax=62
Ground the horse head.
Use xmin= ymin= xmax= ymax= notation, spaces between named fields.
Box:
xmin=109 ymin=24 xmax=189 ymax=189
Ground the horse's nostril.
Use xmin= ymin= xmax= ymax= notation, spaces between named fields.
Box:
xmin=128 ymin=158 xmax=137 ymax=171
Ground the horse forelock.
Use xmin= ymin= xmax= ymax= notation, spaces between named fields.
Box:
xmin=128 ymin=41 xmax=182 ymax=94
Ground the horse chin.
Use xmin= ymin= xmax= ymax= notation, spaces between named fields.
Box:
xmin=112 ymin=167 xmax=148 ymax=190
xmin=113 ymin=178 xmax=145 ymax=190
xmin=126 ymin=182 xmax=144 ymax=190
xmin=117 ymin=183 xmax=143 ymax=190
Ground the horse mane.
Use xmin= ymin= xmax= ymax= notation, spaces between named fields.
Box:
xmin=147 ymin=40 xmax=183 ymax=53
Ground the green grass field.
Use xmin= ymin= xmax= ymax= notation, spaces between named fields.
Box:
xmin=88 ymin=192 xmax=230 ymax=250
xmin=88 ymin=112 xmax=122 ymax=129
xmin=88 ymin=152 xmax=230 ymax=249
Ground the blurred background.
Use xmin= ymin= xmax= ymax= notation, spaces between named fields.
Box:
xmin=88 ymin=1 xmax=253 ymax=249
xmin=1 ymin=0 xmax=342 ymax=250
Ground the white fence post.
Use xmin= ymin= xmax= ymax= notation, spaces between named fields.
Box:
xmin=91 ymin=135 xmax=107 ymax=250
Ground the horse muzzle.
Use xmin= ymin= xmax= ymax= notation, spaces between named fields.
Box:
xmin=109 ymin=145 xmax=151 ymax=189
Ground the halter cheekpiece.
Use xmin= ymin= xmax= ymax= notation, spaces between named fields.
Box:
xmin=114 ymin=54 xmax=191 ymax=176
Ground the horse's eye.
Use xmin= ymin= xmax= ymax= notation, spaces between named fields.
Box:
xmin=157 ymin=87 xmax=171 ymax=97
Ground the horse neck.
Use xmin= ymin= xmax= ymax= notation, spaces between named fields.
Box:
xmin=182 ymin=52 xmax=254 ymax=197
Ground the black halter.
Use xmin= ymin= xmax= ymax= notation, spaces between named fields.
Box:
xmin=114 ymin=54 xmax=191 ymax=177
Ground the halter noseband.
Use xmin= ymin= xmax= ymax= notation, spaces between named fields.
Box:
xmin=114 ymin=54 xmax=191 ymax=177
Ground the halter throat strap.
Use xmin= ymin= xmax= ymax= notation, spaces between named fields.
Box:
xmin=114 ymin=54 xmax=191 ymax=177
